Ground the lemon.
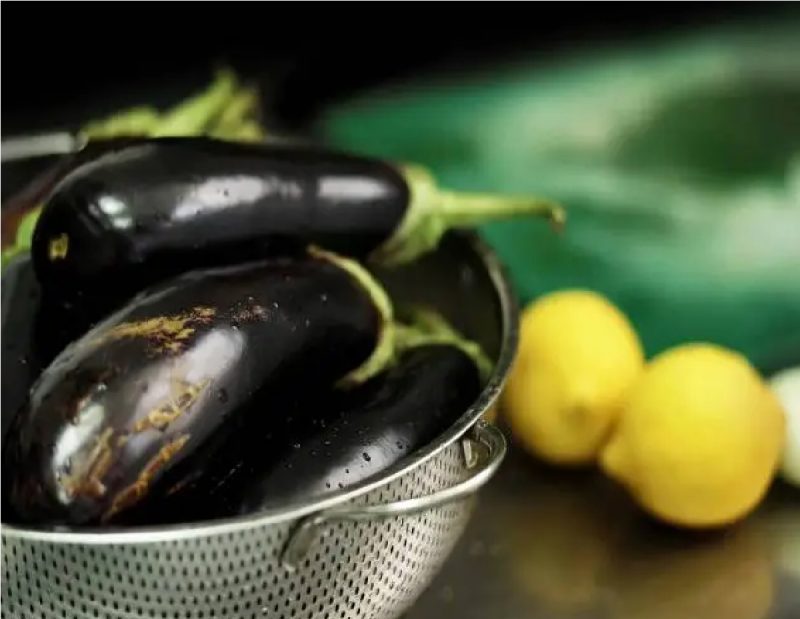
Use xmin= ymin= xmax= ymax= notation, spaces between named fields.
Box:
xmin=601 ymin=343 xmax=785 ymax=528
xmin=503 ymin=290 xmax=644 ymax=465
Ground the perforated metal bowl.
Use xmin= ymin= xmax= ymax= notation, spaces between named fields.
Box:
xmin=1 ymin=232 xmax=517 ymax=619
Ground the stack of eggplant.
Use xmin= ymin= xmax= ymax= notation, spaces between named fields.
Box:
xmin=1 ymin=137 xmax=562 ymax=527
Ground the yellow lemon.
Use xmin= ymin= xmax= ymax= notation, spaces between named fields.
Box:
xmin=503 ymin=290 xmax=644 ymax=465
xmin=601 ymin=343 xmax=785 ymax=528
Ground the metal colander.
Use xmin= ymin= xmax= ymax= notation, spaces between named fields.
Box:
xmin=2 ymin=424 xmax=504 ymax=619
xmin=1 ymin=233 xmax=517 ymax=619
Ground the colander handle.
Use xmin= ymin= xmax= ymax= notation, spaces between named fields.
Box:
xmin=281 ymin=421 xmax=507 ymax=570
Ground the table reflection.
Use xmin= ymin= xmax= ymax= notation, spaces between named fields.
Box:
xmin=406 ymin=445 xmax=800 ymax=619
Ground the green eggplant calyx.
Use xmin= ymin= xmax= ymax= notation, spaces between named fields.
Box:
xmin=372 ymin=164 xmax=566 ymax=266
xmin=1 ymin=245 xmax=25 ymax=270
xmin=208 ymin=85 xmax=266 ymax=143
xmin=80 ymin=107 xmax=162 ymax=141
xmin=308 ymin=246 xmax=395 ymax=386
xmin=1 ymin=205 xmax=43 ymax=270
xmin=394 ymin=307 xmax=493 ymax=381
xmin=151 ymin=68 xmax=238 ymax=138
xmin=77 ymin=68 xmax=263 ymax=144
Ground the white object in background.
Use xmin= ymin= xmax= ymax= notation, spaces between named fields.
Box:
xmin=771 ymin=366 xmax=800 ymax=487
xmin=1 ymin=132 xmax=85 ymax=162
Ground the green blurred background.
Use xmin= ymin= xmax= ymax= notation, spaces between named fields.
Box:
xmin=322 ymin=23 xmax=800 ymax=370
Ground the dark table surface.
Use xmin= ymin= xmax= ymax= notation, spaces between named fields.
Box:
xmin=405 ymin=440 xmax=800 ymax=619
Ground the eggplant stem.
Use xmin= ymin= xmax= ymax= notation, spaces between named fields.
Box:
xmin=438 ymin=189 xmax=565 ymax=231
xmin=394 ymin=307 xmax=493 ymax=381
xmin=307 ymin=246 xmax=396 ymax=387
xmin=210 ymin=87 xmax=263 ymax=139
xmin=373 ymin=164 xmax=565 ymax=266
xmin=80 ymin=107 xmax=161 ymax=140
xmin=152 ymin=69 xmax=238 ymax=137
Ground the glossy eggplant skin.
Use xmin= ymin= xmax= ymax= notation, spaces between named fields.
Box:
xmin=1 ymin=256 xmax=106 ymax=442
xmin=2 ymin=137 xmax=145 ymax=248
xmin=32 ymin=137 xmax=409 ymax=293
xmin=240 ymin=344 xmax=481 ymax=512
xmin=2 ymin=253 xmax=382 ymax=526
xmin=146 ymin=344 xmax=481 ymax=523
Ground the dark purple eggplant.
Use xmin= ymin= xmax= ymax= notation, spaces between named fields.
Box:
xmin=2 ymin=248 xmax=395 ymax=526
xmin=138 ymin=343 xmax=482 ymax=524
xmin=2 ymin=256 xmax=45 ymax=441
xmin=237 ymin=343 xmax=482 ymax=513
xmin=1 ymin=256 xmax=105 ymax=442
xmin=2 ymin=138 xmax=145 ymax=248
xmin=31 ymin=136 xmax=562 ymax=293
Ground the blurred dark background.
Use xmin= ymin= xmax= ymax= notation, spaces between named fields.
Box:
xmin=1 ymin=3 xmax=789 ymax=134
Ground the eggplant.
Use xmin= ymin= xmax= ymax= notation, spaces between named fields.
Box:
xmin=0 ymin=256 xmax=86 ymax=440
xmin=2 ymin=138 xmax=145 ymax=250
xmin=1 ymin=256 xmax=45 ymax=441
xmin=31 ymin=136 xmax=563 ymax=293
xmin=236 ymin=343 xmax=482 ymax=513
xmin=138 ymin=343 xmax=482 ymax=524
xmin=2 ymin=247 xmax=394 ymax=526
xmin=1 ymin=255 xmax=142 ymax=442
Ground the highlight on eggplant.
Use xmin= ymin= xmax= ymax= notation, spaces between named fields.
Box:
xmin=30 ymin=136 xmax=564 ymax=292
xmin=0 ymin=256 xmax=107 ymax=443
xmin=1 ymin=248 xmax=398 ymax=526
xmin=2 ymin=69 xmax=264 ymax=267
